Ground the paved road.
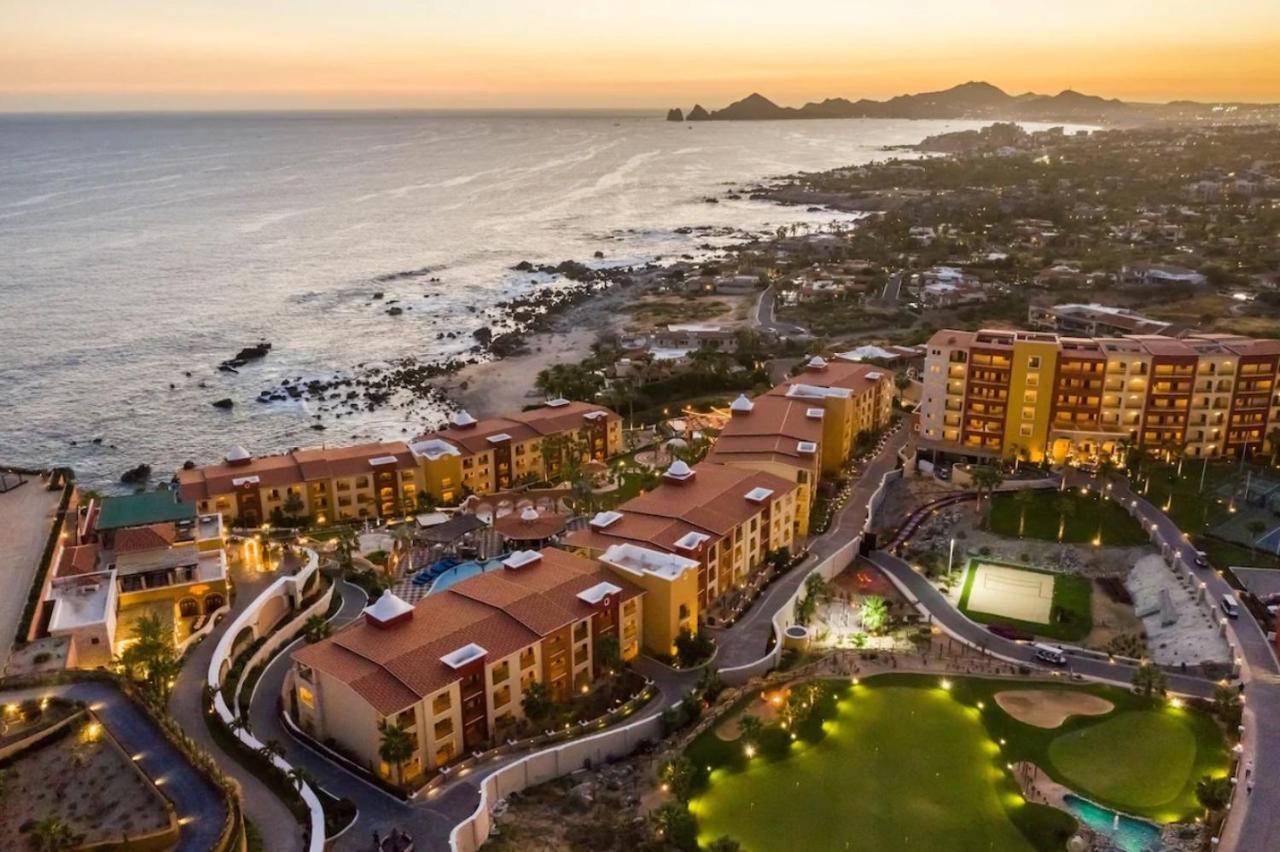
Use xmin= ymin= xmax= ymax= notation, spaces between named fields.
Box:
xmin=0 ymin=477 xmax=63 ymax=671
xmin=1066 ymin=471 xmax=1280 ymax=852
xmin=879 ymin=271 xmax=904 ymax=304
xmin=751 ymin=286 xmax=808 ymax=338
xmin=169 ymin=564 xmax=304 ymax=852
xmin=1 ymin=680 xmax=228 ymax=852
xmin=249 ymin=577 xmax=698 ymax=851
xmin=711 ymin=420 xmax=910 ymax=668
xmin=868 ymin=550 xmax=1218 ymax=698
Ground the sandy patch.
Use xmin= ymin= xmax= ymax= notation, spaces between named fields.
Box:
xmin=716 ymin=691 xmax=784 ymax=741
xmin=967 ymin=563 xmax=1055 ymax=623
xmin=995 ymin=689 xmax=1114 ymax=729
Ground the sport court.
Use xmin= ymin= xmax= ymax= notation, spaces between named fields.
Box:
xmin=964 ymin=561 xmax=1055 ymax=624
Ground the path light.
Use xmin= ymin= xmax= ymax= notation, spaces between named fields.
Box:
xmin=940 ymin=678 xmax=952 ymax=691
xmin=1170 ymin=697 xmax=1184 ymax=709
xmin=977 ymin=701 xmax=985 ymax=710
xmin=744 ymin=744 xmax=756 ymax=758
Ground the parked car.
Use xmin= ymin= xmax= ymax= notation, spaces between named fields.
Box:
xmin=1194 ymin=551 xmax=1210 ymax=568
xmin=1033 ymin=643 xmax=1069 ymax=667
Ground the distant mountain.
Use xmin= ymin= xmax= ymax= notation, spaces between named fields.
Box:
xmin=671 ymin=81 xmax=1276 ymax=125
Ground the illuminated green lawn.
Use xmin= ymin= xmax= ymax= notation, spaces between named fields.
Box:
xmin=688 ymin=683 xmax=1057 ymax=851
xmin=684 ymin=677 xmax=1230 ymax=851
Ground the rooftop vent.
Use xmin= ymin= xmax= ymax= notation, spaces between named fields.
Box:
xmin=865 ymin=370 xmax=883 ymax=381
xmin=440 ymin=643 xmax=487 ymax=670
xmin=577 ymin=581 xmax=623 ymax=606
xmin=807 ymin=356 xmax=828 ymax=370
xmin=450 ymin=410 xmax=477 ymax=428
xmin=673 ymin=531 xmax=711 ymax=551
xmin=363 ymin=590 xmax=414 ymax=628
xmin=545 ymin=398 xmax=571 ymax=407
xmin=225 ymin=445 xmax=252 ymax=466
xmin=744 ymin=486 xmax=775 ymax=503
xmin=520 ymin=506 xmax=539 ymax=522
xmin=730 ymin=394 xmax=754 ymax=414
xmin=368 ymin=455 xmax=399 ymax=466
xmin=486 ymin=433 xmax=513 ymax=444
xmin=664 ymin=460 xmax=694 ymax=482
xmin=502 ymin=550 xmax=542 ymax=570
xmin=797 ymin=441 xmax=818 ymax=455
xmin=805 ymin=407 xmax=825 ymax=420
xmin=590 ymin=510 xmax=624 ymax=529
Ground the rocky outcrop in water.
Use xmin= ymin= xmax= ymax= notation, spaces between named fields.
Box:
xmin=687 ymin=105 xmax=711 ymax=121
xmin=120 ymin=463 xmax=152 ymax=485
xmin=666 ymin=108 xmax=684 ymax=122
xmin=218 ymin=342 xmax=272 ymax=372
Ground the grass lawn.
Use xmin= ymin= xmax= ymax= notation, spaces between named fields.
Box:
xmin=683 ymin=675 xmax=1230 ymax=852
xmin=957 ymin=559 xmax=1093 ymax=642
xmin=986 ymin=489 xmax=1148 ymax=547
xmin=686 ymin=680 xmax=1074 ymax=851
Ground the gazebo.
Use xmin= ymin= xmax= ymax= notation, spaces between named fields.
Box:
xmin=492 ymin=506 xmax=569 ymax=549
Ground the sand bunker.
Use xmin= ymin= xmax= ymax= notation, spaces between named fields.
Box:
xmin=994 ymin=690 xmax=1114 ymax=729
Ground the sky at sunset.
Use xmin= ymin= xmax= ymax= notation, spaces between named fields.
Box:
xmin=3 ymin=0 xmax=1280 ymax=111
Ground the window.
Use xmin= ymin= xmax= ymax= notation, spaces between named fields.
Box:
xmin=492 ymin=684 xmax=511 ymax=709
xmin=573 ymin=621 xmax=588 ymax=642
xmin=298 ymin=686 xmax=314 ymax=708
xmin=435 ymin=742 xmax=455 ymax=765
xmin=1019 ymin=424 xmax=1034 ymax=437
xmin=432 ymin=692 xmax=452 ymax=715
xmin=519 ymin=647 xmax=536 ymax=670
xmin=396 ymin=708 xmax=415 ymax=729
xmin=434 ymin=718 xmax=454 ymax=740
xmin=1028 ymin=356 xmax=1041 ymax=369
xmin=491 ymin=661 xmax=510 ymax=684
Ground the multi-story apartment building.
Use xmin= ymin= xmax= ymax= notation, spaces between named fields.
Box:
xmin=46 ymin=491 xmax=231 ymax=667
xmin=177 ymin=400 xmax=623 ymax=523
xmin=417 ymin=399 xmax=622 ymax=498
xmin=920 ymin=328 xmax=1280 ymax=465
xmin=289 ymin=547 xmax=642 ymax=784
xmin=564 ymin=460 xmax=801 ymax=652
xmin=773 ymin=356 xmax=896 ymax=474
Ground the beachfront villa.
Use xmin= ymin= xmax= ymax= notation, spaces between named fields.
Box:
xmin=176 ymin=399 xmax=623 ymax=524
xmin=45 ymin=490 xmax=231 ymax=667
xmin=289 ymin=547 xmax=642 ymax=783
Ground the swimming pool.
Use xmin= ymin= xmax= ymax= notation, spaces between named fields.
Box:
xmin=1063 ymin=794 xmax=1162 ymax=852
xmin=429 ymin=557 xmax=508 ymax=592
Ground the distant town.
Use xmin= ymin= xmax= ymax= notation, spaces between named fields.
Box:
xmin=4 ymin=116 xmax=1280 ymax=852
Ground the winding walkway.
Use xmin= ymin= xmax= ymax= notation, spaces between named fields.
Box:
xmin=0 ymin=680 xmax=228 ymax=852
xmin=169 ymin=565 xmax=304 ymax=852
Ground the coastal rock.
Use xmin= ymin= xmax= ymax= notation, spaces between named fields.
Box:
xmin=686 ymin=104 xmax=711 ymax=121
xmin=218 ymin=341 xmax=272 ymax=371
xmin=120 ymin=463 xmax=152 ymax=485
xmin=387 ymin=306 xmax=403 ymax=316
xmin=665 ymin=107 xmax=684 ymax=122
xmin=212 ymin=397 xmax=235 ymax=410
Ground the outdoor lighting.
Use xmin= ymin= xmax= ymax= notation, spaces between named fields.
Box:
xmin=1170 ymin=697 xmax=1184 ymax=709
xmin=940 ymin=678 xmax=952 ymax=691
xmin=977 ymin=701 xmax=985 ymax=710
xmin=744 ymin=744 xmax=756 ymax=758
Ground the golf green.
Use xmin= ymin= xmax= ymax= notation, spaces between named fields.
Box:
xmin=1048 ymin=710 xmax=1200 ymax=816
xmin=689 ymin=684 xmax=1042 ymax=851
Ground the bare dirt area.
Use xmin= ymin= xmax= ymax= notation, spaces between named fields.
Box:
xmin=994 ymin=690 xmax=1115 ymax=728
xmin=1087 ymin=583 xmax=1147 ymax=652
xmin=0 ymin=476 xmax=63 ymax=672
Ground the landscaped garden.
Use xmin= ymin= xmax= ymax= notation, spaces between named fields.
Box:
xmin=985 ymin=488 xmax=1148 ymax=546
xmin=957 ymin=559 xmax=1093 ymax=642
xmin=677 ymin=675 xmax=1230 ymax=851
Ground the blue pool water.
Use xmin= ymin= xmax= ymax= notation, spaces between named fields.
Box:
xmin=1063 ymin=795 xmax=1162 ymax=852
xmin=429 ymin=558 xmax=508 ymax=592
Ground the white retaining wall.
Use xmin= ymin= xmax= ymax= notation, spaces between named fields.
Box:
xmin=206 ymin=548 xmax=326 ymax=852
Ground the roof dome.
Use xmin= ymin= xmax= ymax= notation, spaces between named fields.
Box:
xmin=664 ymin=437 xmax=689 ymax=450
xmin=520 ymin=506 xmax=539 ymax=522
xmin=665 ymin=459 xmax=694 ymax=480
xmin=730 ymin=394 xmax=754 ymax=414
xmin=807 ymin=355 xmax=828 ymax=370
xmin=225 ymin=445 xmax=251 ymax=462
xmin=450 ymin=410 xmax=477 ymax=428
xmin=362 ymin=590 xmax=414 ymax=627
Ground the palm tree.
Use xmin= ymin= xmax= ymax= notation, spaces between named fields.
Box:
xmin=1131 ymin=663 xmax=1168 ymax=699
xmin=1055 ymin=493 xmax=1077 ymax=542
xmin=1195 ymin=774 xmax=1232 ymax=822
xmin=378 ymin=723 xmax=415 ymax=786
xmin=861 ymin=595 xmax=889 ymax=634
xmin=228 ymin=715 xmax=252 ymax=737
xmin=737 ymin=713 xmax=764 ymax=746
xmin=1268 ymin=426 xmax=1280 ymax=467
xmin=970 ymin=465 xmax=1004 ymax=523
xmin=1212 ymin=683 xmax=1240 ymax=720
xmin=303 ymin=614 xmax=332 ymax=644
xmin=28 ymin=816 xmax=75 ymax=851
xmin=286 ymin=766 xmax=316 ymax=792
xmin=258 ymin=738 xmax=286 ymax=767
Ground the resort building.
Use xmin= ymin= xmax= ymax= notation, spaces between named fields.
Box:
xmin=564 ymin=460 xmax=801 ymax=649
xmin=771 ymin=356 xmax=896 ymax=474
xmin=920 ymin=328 xmax=1280 ymax=465
xmin=1028 ymin=303 xmax=1173 ymax=338
xmin=289 ymin=547 xmax=642 ymax=783
xmin=45 ymin=491 xmax=230 ymax=667
xmin=176 ymin=400 xmax=623 ymax=523
xmin=415 ymin=399 xmax=622 ymax=498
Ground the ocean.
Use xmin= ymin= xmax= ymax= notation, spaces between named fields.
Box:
xmin=0 ymin=110 xmax=1006 ymax=489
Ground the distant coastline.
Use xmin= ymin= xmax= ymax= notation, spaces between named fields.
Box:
xmin=667 ymin=80 xmax=1280 ymax=126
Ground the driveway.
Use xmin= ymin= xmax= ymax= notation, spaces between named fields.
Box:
xmin=0 ymin=680 xmax=227 ymax=852
xmin=0 ymin=476 xmax=63 ymax=670
xmin=751 ymin=286 xmax=808 ymax=338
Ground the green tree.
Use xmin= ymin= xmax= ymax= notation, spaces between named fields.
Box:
xmin=1268 ymin=425 xmax=1280 ymax=467
xmin=1195 ymin=774 xmax=1232 ymax=820
xmin=593 ymin=633 xmax=622 ymax=674
xmin=970 ymin=465 xmax=1004 ymax=522
xmin=861 ymin=595 xmax=889 ymax=634
xmin=674 ymin=628 xmax=715 ymax=667
xmin=303 ymin=614 xmax=332 ymax=644
xmin=118 ymin=612 xmax=180 ymax=704
xmin=736 ymin=713 xmax=764 ymax=746
xmin=660 ymin=756 xmax=698 ymax=803
xmin=651 ymin=803 xmax=698 ymax=850
xmin=282 ymin=490 xmax=305 ymax=521
xmin=706 ymin=837 xmax=743 ymax=852
xmin=287 ymin=766 xmax=315 ymax=792
xmin=1212 ymin=683 xmax=1242 ymax=726
xmin=1131 ymin=662 xmax=1168 ymax=699
xmin=258 ymin=738 xmax=286 ymax=766
xmin=521 ymin=680 xmax=555 ymax=725
xmin=377 ymin=723 xmax=415 ymax=786
xmin=795 ymin=572 xmax=828 ymax=626
xmin=28 ymin=816 xmax=76 ymax=852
